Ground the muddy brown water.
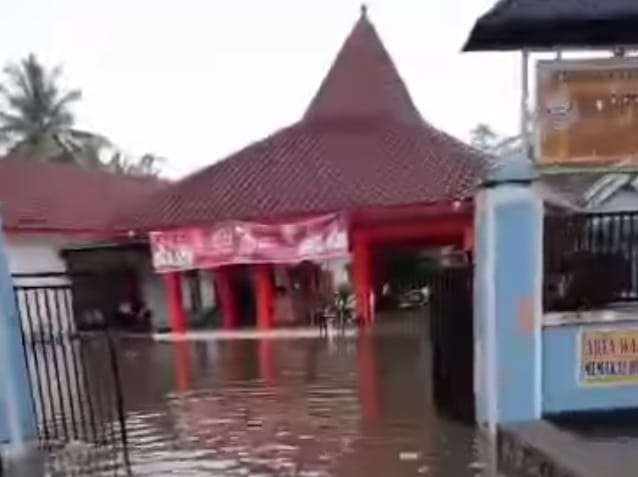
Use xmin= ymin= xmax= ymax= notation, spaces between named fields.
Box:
xmin=45 ymin=323 xmax=497 ymax=476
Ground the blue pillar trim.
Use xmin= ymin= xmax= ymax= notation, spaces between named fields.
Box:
xmin=474 ymin=161 xmax=543 ymax=431
xmin=0 ymin=220 xmax=37 ymax=449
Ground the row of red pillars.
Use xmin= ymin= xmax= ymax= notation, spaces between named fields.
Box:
xmin=162 ymin=265 xmax=276 ymax=334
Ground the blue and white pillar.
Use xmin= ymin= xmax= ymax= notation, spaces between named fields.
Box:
xmin=474 ymin=157 xmax=543 ymax=433
xmin=0 ymin=218 xmax=37 ymax=451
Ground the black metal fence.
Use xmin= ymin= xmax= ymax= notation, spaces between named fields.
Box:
xmin=429 ymin=265 xmax=475 ymax=424
xmin=12 ymin=273 xmax=129 ymax=471
xmin=544 ymin=212 xmax=638 ymax=311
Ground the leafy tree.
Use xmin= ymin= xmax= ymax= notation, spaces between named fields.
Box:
xmin=0 ymin=54 xmax=81 ymax=148
xmin=470 ymin=123 xmax=499 ymax=151
xmin=105 ymin=152 xmax=165 ymax=178
xmin=470 ymin=123 xmax=523 ymax=158
xmin=0 ymin=54 xmax=164 ymax=177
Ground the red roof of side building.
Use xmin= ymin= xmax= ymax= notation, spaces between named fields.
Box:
xmin=0 ymin=158 xmax=165 ymax=235
xmin=133 ymin=11 xmax=487 ymax=230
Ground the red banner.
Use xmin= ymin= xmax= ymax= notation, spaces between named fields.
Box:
xmin=149 ymin=213 xmax=349 ymax=273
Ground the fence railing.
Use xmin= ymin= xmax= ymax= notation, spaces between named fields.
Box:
xmin=544 ymin=212 xmax=638 ymax=312
xmin=12 ymin=273 xmax=129 ymax=472
xmin=429 ymin=265 xmax=475 ymax=423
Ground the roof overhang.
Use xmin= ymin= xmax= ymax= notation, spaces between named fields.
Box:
xmin=464 ymin=1 xmax=638 ymax=52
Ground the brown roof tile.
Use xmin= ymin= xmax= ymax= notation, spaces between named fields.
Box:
xmin=0 ymin=158 xmax=165 ymax=234
xmin=135 ymin=11 xmax=486 ymax=230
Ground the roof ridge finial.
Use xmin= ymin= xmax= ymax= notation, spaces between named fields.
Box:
xmin=360 ymin=3 xmax=368 ymax=18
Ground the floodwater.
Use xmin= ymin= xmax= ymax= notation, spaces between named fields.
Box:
xmin=45 ymin=320 xmax=497 ymax=476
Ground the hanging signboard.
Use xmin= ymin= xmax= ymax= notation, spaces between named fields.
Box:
xmin=580 ymin=328 xmax=638 ymax=387
xmin=149 ymin=213 xmax=349 ymax=273
xmin=537 ymin=58 xmax=638 ymax=167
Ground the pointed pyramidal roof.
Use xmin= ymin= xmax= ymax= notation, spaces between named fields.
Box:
xmin=304 ymin=7 xmax=422 ymax=124
xmin=132 ymin=9 xmax=486 ymax=230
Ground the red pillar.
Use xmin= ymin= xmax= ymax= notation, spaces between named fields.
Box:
xmin=259 ymin=340 xmax=276 ymax=385
xmin=253 ymin=264 xmax=275 ymax=330
xmin=357 ymin=332 xmax=380 ymax=421
xmin=174 ymin=340 xmax=191 ymax=392
xmin=214 ymin=267 xmax=239 ymax=330
xmin=463 ymin=225 xmax=474 ymax=252
xmin=353 ymin=233 xmax=373 ymax=325
xmin=163 ymin=272 xmax=187 ymax=334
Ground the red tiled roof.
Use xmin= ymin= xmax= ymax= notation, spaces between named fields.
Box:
xmin=135 ymin=12 xmax=486 ymax=230
xmin=0 ymin=158 xmax=165 ymax=234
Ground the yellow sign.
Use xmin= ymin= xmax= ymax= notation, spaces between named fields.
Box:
xmin=580 ymin=329 xmax=638 ymax=386
xmin=537 ymin=59 xmax=638 ymax=166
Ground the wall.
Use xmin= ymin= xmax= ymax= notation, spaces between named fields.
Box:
xmin=140 ymin=264 xmax=170 ymax=330
xmin=5 ymin=233 xmax=67 ymax=274
xmin=199 ymin=272 xmax=216 ymax=310
xmin=474 ymin=179 xmax=543 ymax=431
xmin=543 ymin=321 xmax=638 ymax=415
xmin=322 ymin=257 xmax=351 ymax=288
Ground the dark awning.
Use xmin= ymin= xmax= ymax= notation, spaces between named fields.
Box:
xmin=464 ymin=0 xmax=638 ymax=52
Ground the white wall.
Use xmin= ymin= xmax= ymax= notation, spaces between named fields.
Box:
xmin=6 ymin=233 xmax=72 ymax=333
xmin=322 ymin=257 xmax=351 ymax=288
xmin=5 ymin=234 xmax=67 ymax=275
xmin=140 ymin=266 xmax=170 ymax=330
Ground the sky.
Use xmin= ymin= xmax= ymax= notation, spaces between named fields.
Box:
xmin=0 ymin=0 xmax=521 ymax=178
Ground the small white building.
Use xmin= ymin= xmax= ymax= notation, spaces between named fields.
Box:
xmin=0 ymin=157 xmax=198 ymax=331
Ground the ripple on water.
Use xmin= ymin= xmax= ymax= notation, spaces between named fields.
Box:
xmin=44 ymin=333 xmax=497 ymax=476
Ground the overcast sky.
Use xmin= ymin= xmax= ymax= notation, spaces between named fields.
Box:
xmin=1 ymin=0 xmax=521 ymax=178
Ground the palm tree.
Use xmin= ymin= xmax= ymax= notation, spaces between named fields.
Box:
xmin=0 ymin=53 xmax=81 ymax=149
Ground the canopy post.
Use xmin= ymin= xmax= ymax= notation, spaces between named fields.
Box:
xmin=521 ymin=49 xmax=531 ymax=161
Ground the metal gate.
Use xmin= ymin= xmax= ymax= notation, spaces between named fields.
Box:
xmin=430 ymin=265 xmax=475 ymax=423
xmin=12 ymin=273 xmax=129 ymax=471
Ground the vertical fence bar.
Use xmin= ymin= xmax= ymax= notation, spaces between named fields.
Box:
xmin=24 ymin=289 xmax=56 ymax=443
xmin=106 ymin=330 xmax=130 ymax=469
xmin=61 ymin=288 xmax=104 ymax=445
xmin=41 ymin=288 xmax=70 ymax=441
xmin=623 ymin=214 xmax=630 ymax=297
xmin=14 ymin=290 xmax=41 ymax=444
xmin=59 ymin=287 xmax=94 ymax=443
xmin=49 ymin=288 xmax=80 ymax=441
xmin=599 ymin=215 xmax=607 ymax=255
xmin=631 ymin=215 xmax=637 ymax=296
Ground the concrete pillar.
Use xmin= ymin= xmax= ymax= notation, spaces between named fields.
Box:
xmin=474 ymin=156 xmax=543 ymax=433
xmin=163 ymin=272 xmax=187 ymax=334
xmin=215 ymin=267 xmax=239 ymax=330
xmin=253 ymin=264 xmax=274 ymax=330
xmin=353 ymin=233 xmax=373 ymax=325
xmin=0 ymin=223 xmax=37 ymax=450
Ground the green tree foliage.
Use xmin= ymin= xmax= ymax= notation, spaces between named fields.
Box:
xmin=470 ymin=123 xmax=498 ymax=151
xmin=105 ymin=152 xmax=165 ymax=178
xmin=0 ymin=54 xmax=164 ymax=177
xmin=0 ymin=54 xmax=81 ymax=148
xmin=470 ymin=123 xmax=522 ymax=157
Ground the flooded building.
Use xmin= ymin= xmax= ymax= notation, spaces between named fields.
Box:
xmin=135 ymin=9 xmax=486 ymax=333
xmin=0 ymin=157 xmax=173 ymax=330
xmin=0 ymin=10 xmax=486 ymax=335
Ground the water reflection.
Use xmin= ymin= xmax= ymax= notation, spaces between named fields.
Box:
xmin=50 ymin=325 xmax=496 ymax=476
